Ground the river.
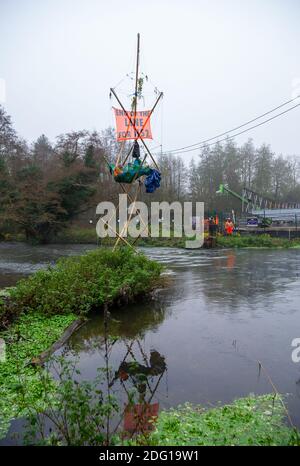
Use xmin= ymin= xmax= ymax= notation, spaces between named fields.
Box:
xmin=1 ymin=242 xmax=300 ymax=435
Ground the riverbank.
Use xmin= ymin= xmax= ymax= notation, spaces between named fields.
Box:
xmin=217 ymin=234 xmax=300 ymax=248
xmin=2 ymin=227 xmax=300 ymax=249
xmin=48 ymin=226 xmax=300 ymax=249
xmin=0 ymin=248 xmax=163 ymax=439
xmin=2 ymin=227 xmax=187 ymax=247
xmin=52 ymin=227 xmax=300 ymax=249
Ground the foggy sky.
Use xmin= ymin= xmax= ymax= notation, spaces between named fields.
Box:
xmin=0 ymin=0 xmax=299 ymax=161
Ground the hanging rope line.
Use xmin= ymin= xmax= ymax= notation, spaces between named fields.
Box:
xmin=161 ymin=95 xmax=300 ymax=155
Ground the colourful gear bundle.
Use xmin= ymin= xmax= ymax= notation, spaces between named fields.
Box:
xmin=109 ymin=158 xmax=161 ymax=193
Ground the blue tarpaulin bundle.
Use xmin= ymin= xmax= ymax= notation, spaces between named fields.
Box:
xmin=144 ymin=169 xmax=161 ymax=193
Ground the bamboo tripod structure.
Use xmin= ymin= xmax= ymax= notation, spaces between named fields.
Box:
xmin=101 ymin=33 xmax=163 ymax=251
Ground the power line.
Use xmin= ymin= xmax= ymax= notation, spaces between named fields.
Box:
xmin=162 ymin=102 xmax=300 ymax=155
xmin=163 ymin=95 xmax=300 ymax=155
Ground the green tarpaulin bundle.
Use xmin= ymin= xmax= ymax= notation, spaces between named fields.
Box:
xmin=109 ymin=158 xmax=152 ymax=184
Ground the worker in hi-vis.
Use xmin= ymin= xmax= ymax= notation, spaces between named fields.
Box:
xmin=225 ymin=218 xmax=234 ymax=235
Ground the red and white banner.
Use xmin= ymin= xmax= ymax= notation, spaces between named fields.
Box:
xmin=113 ymin=107 xmax=153 ymax=141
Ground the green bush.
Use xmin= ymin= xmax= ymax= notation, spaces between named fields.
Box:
xmin=0 ymin=248 xmax=163 ymax=329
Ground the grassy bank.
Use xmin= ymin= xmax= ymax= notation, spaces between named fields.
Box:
xmin=54 ymin=227 xmax=98 ymax=244
xmin=131 ymin=395 xmax=299 ymax=446
xmin=217 ymin=234 xmax=300 ymax=249
xmin=54 ymin=227 xmax=187 ymax=248
xmin=0 ymin=248 xmax=163 ymax=439
xmin=3 ymin=226 xmax=300 ymax=249
xmin=1 ymin=227 xmax=187 ymax=248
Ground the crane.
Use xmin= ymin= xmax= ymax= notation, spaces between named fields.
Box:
xmin=216 ymin=184 xmax=251 ymax=212
xmin=216 ymin=184 xmax=272 ymax=227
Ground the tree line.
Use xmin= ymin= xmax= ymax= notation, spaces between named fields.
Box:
xmin=0 ymin=105 xmax=299 ymax=242
xmin=188 ymin=139 xmax=300 ymax=213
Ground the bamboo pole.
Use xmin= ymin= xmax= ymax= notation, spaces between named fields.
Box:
xmin=113 ymin=181 xmax=141 ymax=250
xmin=134 ymin=33 xmax=140 ymax=116
xmin=99 ymin=217 xmax=134 ymax=249
xmin=119 ymin=182 xmax=148 ymax=230
xmin=109 ymin=33 xmax=162 ymax=249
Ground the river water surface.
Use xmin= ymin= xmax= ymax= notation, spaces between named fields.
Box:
xmin=1 ymin=242 xmax=300 ymax=433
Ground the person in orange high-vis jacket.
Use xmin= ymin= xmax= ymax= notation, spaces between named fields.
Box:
xmin=225 ymin=218 xmax=234 ymax=235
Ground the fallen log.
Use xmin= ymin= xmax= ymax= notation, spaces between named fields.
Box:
xmin=31 ymin=317 xmax=86 ymax=366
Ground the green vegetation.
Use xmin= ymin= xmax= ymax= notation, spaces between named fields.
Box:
xmin=131 ymin=395 xmax=300 ymax=446
xmin=49 ymin=226 xmax=188 ymax=248
xmin=23 ymin=356 xmax=120 ymax=446
xmin=4 ymin=224 xmax=300 ymax=251
xmin=55 ymin=226 xmax=98 ymax=244
xmin=54 ymin=226 xmax=187 ymax=247
xmin=0 ymin=313 xmax=77 ymax=438
xmin=19 ymin=360 xmax=300 ymax=446
xmin=0 ymin=225 xmax=187 ymax=248
xmin=0 ymin=247 xmax=163 ymax=330
xmin=1 ymin=317 xmax=298 ymax=445
xmin=217 ymin=234 xmax=300 ymax=249
xmin=3 ymin=224 xmax=300 ymax=250
xmin=0 ymin=248 xmax=162 ymax=440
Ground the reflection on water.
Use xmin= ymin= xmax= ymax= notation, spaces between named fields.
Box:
xmin=110 ymin=344 xmax=166 ymax=435
xmin=62 ymin=306 xmax=170 ymax=437
xmin=62 ymin=246 xmax=300 ymax=430
xmin=1 ymin=242 xmax=300 ymax=440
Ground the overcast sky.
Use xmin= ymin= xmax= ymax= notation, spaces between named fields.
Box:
xmin=0 ymin=0 xmax=299 ymax=161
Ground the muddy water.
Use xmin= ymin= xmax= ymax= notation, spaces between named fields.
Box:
xmin=1 ymin=243 xmax=300 ymax=433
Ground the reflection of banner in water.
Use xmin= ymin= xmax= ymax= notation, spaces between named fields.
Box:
xmin=109 ymin=341 xmax=166 ymax=436
xmin=124 ymin=402 xmax=159 ymax=433
xmin=113 ymin=107 xmax=153 ymax=141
